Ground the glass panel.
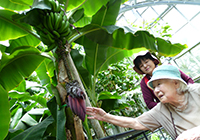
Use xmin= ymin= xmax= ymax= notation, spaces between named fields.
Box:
xmin=176 ymin=5 xmax=200 ymax=20
xmin=163 ymin=8 xmax=187 ymax=34
xmin=175 ymin=52 xmax=200 ymax=79
xmin=136 ymin=7 xmax=148 ymax=15
xmin=170 ymin=23 xmax=200 ymax=47
xmin=124 ymin=10 xmax=138 ymax=24
xmin=152 ymin=5 xmax=168 ymax=15
xmin=190 ymin=13 xmax=200 ymax=32
xmin=133 ymin=18 xmax=144 ymax=28
xmin=142 ymin=7 xmax=158 ymax=22
xmin=116 ymin=15 xmax=129 ymax=26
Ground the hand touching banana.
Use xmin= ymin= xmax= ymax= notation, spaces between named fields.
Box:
xmin=86 ymin=107 xmax=107 ymax=121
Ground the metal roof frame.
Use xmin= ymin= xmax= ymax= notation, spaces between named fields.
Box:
xmin=120 ymin=0 xmax=200 ymax=14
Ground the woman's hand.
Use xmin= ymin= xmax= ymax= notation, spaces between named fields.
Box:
xmin=176 ymin=126 xmax=200 ymax=140
xmin=86 ymin=107 xmax=107 ymax=121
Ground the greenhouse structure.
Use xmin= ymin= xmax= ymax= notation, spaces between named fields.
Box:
xmin=0 ymin=0 xmax=200 ymax=140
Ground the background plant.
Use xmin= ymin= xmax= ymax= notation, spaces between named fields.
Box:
xmin=0 ymin=0 xmax=187 ymax=139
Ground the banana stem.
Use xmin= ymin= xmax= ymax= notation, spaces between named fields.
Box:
xmin=57 ymin=42 xmax=73 ymax=81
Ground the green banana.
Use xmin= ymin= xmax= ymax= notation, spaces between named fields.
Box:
xmin=43 ymin=16 xmax=49 ymax=30
xmin=46 ymin=33 xmax=55 ymax=43
xmin=63 ymin=14 xmax=67 ymax=21
xmin=57 ymin=20 xmax=66 ymax=33
xmin=45 ymin=43 xmax=57 ymax=52
xmin=43 ymin=28 xmax=54 ymax=39
xmin=49 ymin=0 xmax=56 ymax=12
xmin=55 ymin=0 xmax=61 ymax=12
xmin=53 ymin=30 xmax=60 ymax=38
xmin=50 ymin=12 xmax=55 ymax=28
xmin=60 ymin=27 xmax=71 ymax=37
xmin=40 ymin=31 xmax=51 ymax=45
xmin=53 ymin=12 xmax=59 ymax=29
xmin=55 ymin=12 xmax=63 ymax=30
xmin=59 ymin=10 xmax=64 ymax=17
xmin=59 ymin=20 xmax=70 ymax=34
xmin=47 ymin=14 xmax=54 ymax=31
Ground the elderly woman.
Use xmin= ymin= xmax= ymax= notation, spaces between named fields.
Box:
xmin=86 ymin=65 xmax=200 ymax=140
xmin=133 ymin=51 xmax=194 ymax=109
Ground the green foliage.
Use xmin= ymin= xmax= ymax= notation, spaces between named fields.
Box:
xmin=0 ymin=85 xmax=10 ymax=140
xmin=0 ymin=0 xmax=189 ymax=139
xmin=95 ymin=58 xmax=141 ymax=94
xmin=93 ymin=58 xmax=148 ymax=134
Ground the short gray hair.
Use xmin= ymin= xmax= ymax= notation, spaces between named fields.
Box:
xmin=176 ymin=80 xmax=188 ymax=94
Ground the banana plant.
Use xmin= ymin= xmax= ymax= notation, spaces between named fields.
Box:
xmin=0 ymin=0 xmax=187 ymax=139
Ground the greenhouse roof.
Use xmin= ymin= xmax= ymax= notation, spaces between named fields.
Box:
xmin=117 ymin=0 xmax=200 ymax=80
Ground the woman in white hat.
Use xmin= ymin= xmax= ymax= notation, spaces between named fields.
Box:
xmin=133 ymin=51 xmax=194 ymax=109
xmin=86 ymin=65 xmax=200 ymax=140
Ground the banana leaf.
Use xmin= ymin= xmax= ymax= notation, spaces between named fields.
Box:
xmin=11 ymin=116 xmax=54 ymax=140
xmin=0 ymin=10 xmax=32 ymax=41
xmin=0 ymin=0 xmax=30 ymax=11
xmin=0 ymin=46 xmax=50 ymax=91
xmin=0 ymin=85 xmax=10 ymax=140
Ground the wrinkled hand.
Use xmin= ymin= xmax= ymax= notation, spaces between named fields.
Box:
xmin=86 ymin=107 xmax=107 ymax=121
xmin=176 ymin=126 xmax=200 ymax=140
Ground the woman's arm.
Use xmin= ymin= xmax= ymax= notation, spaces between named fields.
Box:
xmin=86 ymin=107 xmax=148 ymax=130
xmin=179 ymin=70 xmax=194 ymax=84
xmin=141 ymin=79 xmax=158 ymax=109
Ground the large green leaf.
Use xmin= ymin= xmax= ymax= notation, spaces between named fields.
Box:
xmin=10 ymin=0 xmax=33 ymax=6
xmin=7 ymin=34 xmax=41 ymax=53
xmin=11 ymin=116 xmax=54 ymax=140
xmin=0 ymin=0 xmax=30 ymax=11
xmin=70 ymin=0 xmax=186 ymax=77
xmin=10 ymin=108 xmax=23 ymax=129
xmin=47 ymin=97 xmax=67 ymax=140
xmin=67 ymin=0 xmax=85 ymax=11
xmin=70 ymin=49 xmax=91 ymax=88
xmin=91 ymin=0 xmax=121 ymax=26
xmin=70 ymin=0 xmax=119 ymax=27
xmin=0 ymin=10 xmax=32 ymax=41
xmin=98 ymin=91 xmax=122 ymax=100
xmin=80 ymin=0 xmax=110 ymax=17
xmin=75 ymin=32 xmax=145 ymax=75
xmin=157 ymin=38 xmax=187 ymax=56
xmin=35 ymin=59 xmax=54 ymax=86
xmin=80 ymin=24 xmax=187 ymax=53
xmin=9 ymin=91 xmax=47 ymax=107
xmin=57 ymin=107 xmax=67 ymax=140
xmin=0 ymin=85 xmax=10 ymax=140
xmin=0 ymin=44 xmax=7 ymax=52
xmin=68 ymin=0 xmax=109 ymax=17
xmin=0 ymin=46 xmax=49 ymax=91
xmin=73 ymin=25 xmax=186 ymax=76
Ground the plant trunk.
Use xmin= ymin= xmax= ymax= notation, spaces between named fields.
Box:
xmin=65 ymin=52 xmax=105 ymax=139
xmin=56 ymin=43 xmax=104 ymax=139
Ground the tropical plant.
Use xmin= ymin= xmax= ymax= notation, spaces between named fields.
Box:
xmin=0 ymin=0 xmax=187 ymax=139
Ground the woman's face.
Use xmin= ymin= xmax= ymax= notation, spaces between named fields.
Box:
xmin=139 ymin=59 xmax=156 ymax=75
xmin=152 ymin=79 xmax=178 ymax=104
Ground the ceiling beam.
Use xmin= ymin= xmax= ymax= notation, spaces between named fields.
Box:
xmin=119 ymin=1 xmax=200 ymax=14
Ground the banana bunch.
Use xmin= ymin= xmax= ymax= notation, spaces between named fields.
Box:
xmin=66 ymin=81 xmax=86 ymax=122
xmin=34 ymin=0 xmax=72 ymax=51
xmin=49 ymin=0 xmax=61 ymax=13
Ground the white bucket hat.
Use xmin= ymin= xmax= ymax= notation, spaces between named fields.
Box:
xmin=147 ymin=65 xmax=187 ymax=90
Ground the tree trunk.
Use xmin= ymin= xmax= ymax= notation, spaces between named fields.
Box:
xmin=66 ymin=53 xmax=105 ymax=139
